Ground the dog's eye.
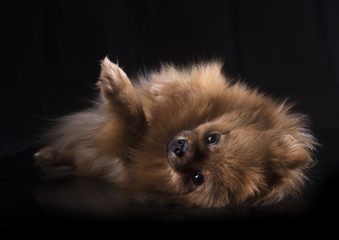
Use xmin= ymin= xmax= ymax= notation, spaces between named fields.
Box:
xmin=192 ymin=171 xmax=205 ymax=186
xmin=204 ymin=133 xmax=220 ymax=145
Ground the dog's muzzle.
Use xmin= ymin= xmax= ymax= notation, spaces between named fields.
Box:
xmin=166 ymin=131 xmax=195 ymax=171
xmin=171 ymin=139 xmax=188 ymax=157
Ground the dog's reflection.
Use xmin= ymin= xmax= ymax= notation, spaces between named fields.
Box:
xmin=35 ymin=172 xmax=303 ymax=222
xmin=35 ymin=171 xmax=242 ymax=221
xmin=35 ymin=172 xmax=131 ymax=217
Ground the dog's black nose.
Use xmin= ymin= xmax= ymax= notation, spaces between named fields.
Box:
xmin=172 ymin=139 xmax=188 ymax=157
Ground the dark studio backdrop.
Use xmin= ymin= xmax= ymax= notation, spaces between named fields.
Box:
xmin=1 ymin=0 xmax=339 ymax=227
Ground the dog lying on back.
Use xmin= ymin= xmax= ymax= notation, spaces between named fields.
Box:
xmin=35 ymin=57 xmax=317 ymax=208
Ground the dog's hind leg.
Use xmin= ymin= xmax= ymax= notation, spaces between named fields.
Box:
xmin=34 ymin=147 xmax=76 ymax=169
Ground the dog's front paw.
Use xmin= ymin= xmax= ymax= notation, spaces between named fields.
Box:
xmin=98 ymin=57 xmax=130 ymax=98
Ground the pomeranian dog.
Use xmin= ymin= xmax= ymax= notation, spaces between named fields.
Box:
xmin=35 ymin=57 xmax=317 ymax=208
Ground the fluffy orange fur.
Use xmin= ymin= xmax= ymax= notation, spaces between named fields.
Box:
xmin=35 ymin=57 xmax=317 ymax=208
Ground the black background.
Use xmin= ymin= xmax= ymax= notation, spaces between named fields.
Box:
xmin=1 ymin=0 xmax=339 ymax=228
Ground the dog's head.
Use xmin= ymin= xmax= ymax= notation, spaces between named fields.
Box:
xmin=164 ymin=113 xmax=316 ymax=207
xmin=127 ymin=63 xmax=317 ymax=208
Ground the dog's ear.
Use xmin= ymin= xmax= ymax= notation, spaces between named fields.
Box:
xmin=261 ymin=133 xmax=316 ymax=204
xmin=281 ymin=134 xmax=314 ymax=169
